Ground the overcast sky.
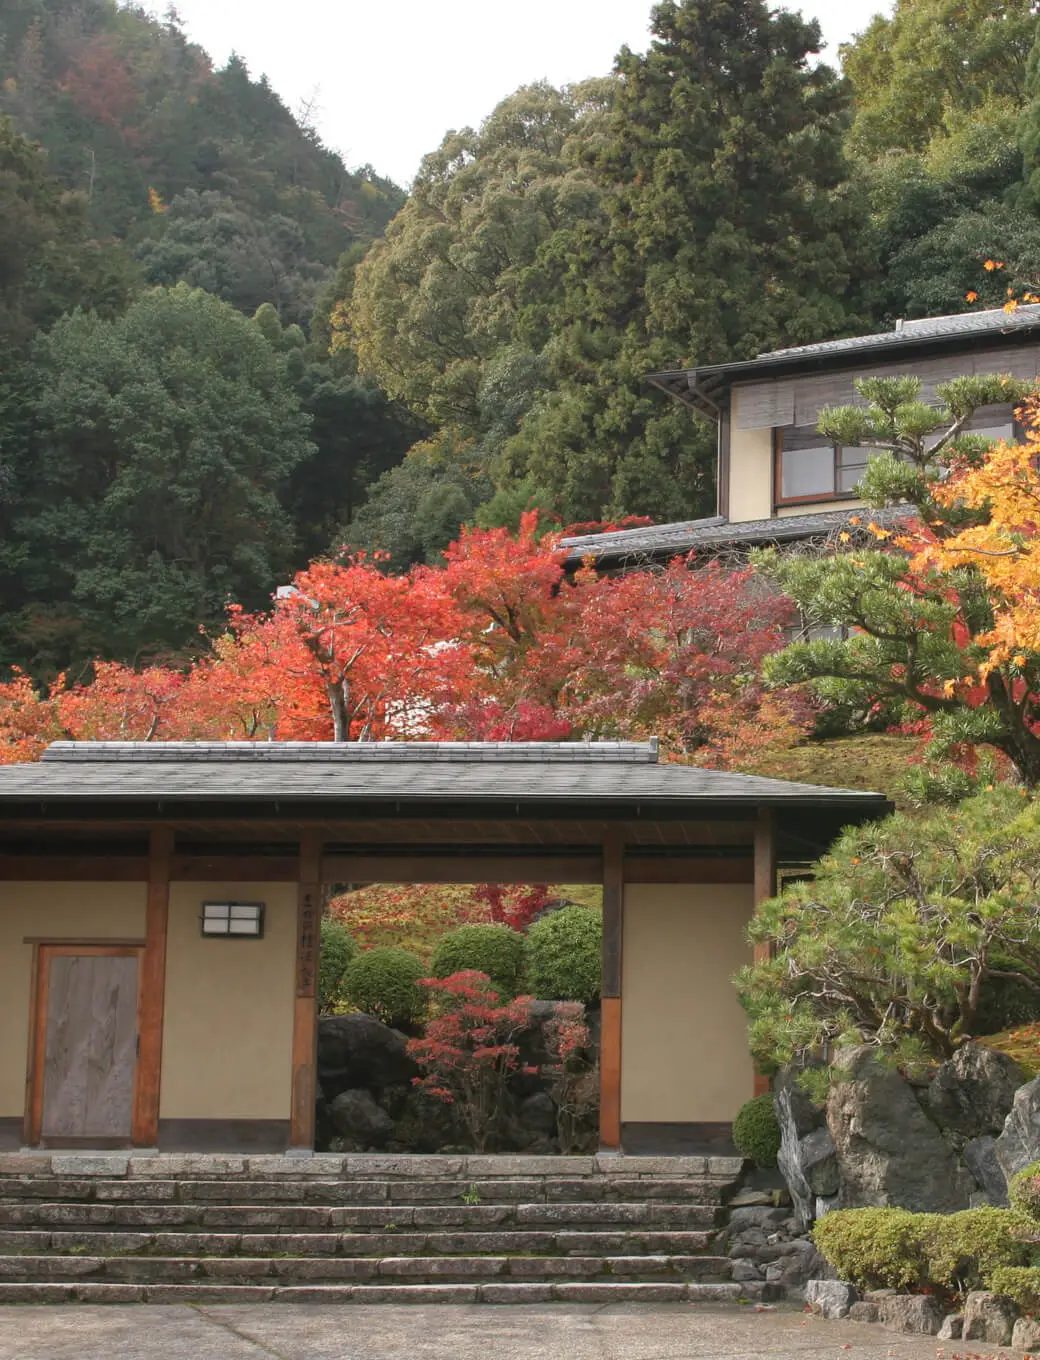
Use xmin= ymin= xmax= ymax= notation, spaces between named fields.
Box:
xmin=163 ymin=0 xmax=891 ymax=187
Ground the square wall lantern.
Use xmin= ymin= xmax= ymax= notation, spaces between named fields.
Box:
xmin=201 ymin=901 xmax=265 ymax=938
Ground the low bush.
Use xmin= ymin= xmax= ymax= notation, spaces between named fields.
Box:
xmin=342 ymin=946 xmax=427 ymax=1028
xmin=318 ymin=917 xmax=356 ymax=1015
xmin=813 ymin=1205 xmax=1033 ymax=1297
xmin=812 ymin=1208 xmax=934 ymax=1291
xmin=988 ymin=1265 xmax=1040 ymax=1312
xmin=526 ymin=907 xmax=602 ymax=1004
xmin=1010 ymin=1160 xmax=1040 ymax=1219
xmin=732 ymin=1094 xmax=781 ymax=1169
xmin=431 ymin=924 xmax=527 ymax=999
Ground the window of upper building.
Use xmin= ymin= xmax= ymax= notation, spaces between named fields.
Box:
xmin=773 ymin=406 xmax=1019 ymax=507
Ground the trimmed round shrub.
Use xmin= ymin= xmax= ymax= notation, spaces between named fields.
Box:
xmin=525 ymin=907 xmax=602 ymax=1005
xmin=318 ymin=917 xmax=356 ymax=1014
xmin=731 ymin=1094 xmax=781 ymax=1169
xmin=342 ymin=947 xmax=427 ymax=1028
xmin=812 ymin=1208 xmax=933 ymax=1292
xmin=989 ymin=1264 xmax=1040 ymax=1313
xmin=925 ymin=1206 xmax=1031 ymax=1293
xmin=1009 ymin=1159 xmax=1040 ymax=1218
xmin=431 ymin=924 xmax=527 ymax=999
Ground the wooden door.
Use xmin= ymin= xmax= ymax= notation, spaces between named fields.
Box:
xmin=30 ymin=947 xmax=141 ymax=1147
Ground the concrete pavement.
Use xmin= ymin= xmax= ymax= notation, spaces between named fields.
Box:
xmin=0 ymin=1303 xmax=998 ymax=1360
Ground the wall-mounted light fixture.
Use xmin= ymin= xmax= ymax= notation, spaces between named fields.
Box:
xmin=201 ymin=901 xmax=265 ymax=938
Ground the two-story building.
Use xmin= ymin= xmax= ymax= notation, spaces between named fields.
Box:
xmin=563 ymin=305 xmax=1040 ymax=569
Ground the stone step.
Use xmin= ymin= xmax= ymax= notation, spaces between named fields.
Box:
xmin=0 ymin=1154 xmax=744 ymax=1183
xmin=0 ymin=1227 xmax=718 ymax=1257
xmin=0 ymin=1253 xmax=734 ymax=1285
xmin=0 ymin=1200 xmax=722 ymax=1231
xmin=0 ymin=1177 xmax=726 ymax=1206
xmin=0 ymin=1279 xmax=752 ymax=1305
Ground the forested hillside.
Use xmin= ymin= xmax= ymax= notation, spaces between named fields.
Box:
xmin=4 ymin=0 xmax=1040 ymax=680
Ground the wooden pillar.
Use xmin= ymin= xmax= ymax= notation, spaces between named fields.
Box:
xmin=599 ymin=834 xmax=624 ymax=1150
xmin=132 ymin=826 xmax=173 ymax=1146
xmin=290 ymin=830 xmax=323 ymax=1149
xmin=752 ymin=806 xmax=778 ymax=1098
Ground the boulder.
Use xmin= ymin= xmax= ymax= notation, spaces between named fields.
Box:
xmin=328 ymin=1088 xmax=395 ymax=1148
xmin=962 ymin=1290 xmax=1019 ymax=1345
xmin=317 ymin=1013 xmax=419 ymax=1099
xmin=926 ymin=1042 xmax=1024 ymax=1137
xmin=937 ymin=1313 xmax=964 ymax=1341
xmin=878 ymin=1294 xmax=943 ymax=1335
xmin=826 ymin=1046 xmax=974 ymax=1212
xmin=730 ymin=1258 xmax=763 ymax=1283
xmin=774 ymin=1076 xmax=834 ymax=1230
xmin=963 ymin=1134 xmax=1009 ymax=1205
xmin=1013 ymin=1316 xmax=1040 ymax=1351
xmin=804 ymin=1279 xmax=857 ymax=1319
xmin=996 ymin=1075 xmax=1040 ymax=1182
xmin=517 ymin=1091 xmax=557 ymax=1138
xmin=847 ymin=1302 xmax=879 ymax=1323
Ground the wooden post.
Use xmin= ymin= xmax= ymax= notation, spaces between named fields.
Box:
xmin=290 ymin=830 xmax=323 ymax=1150
xmin=752 ymin=806 xmax=777 ymax=1098
xmin=132 ymin=826 xmax=173 ymax=1146
xmin=600 ymin=834 xmax=624 ymax=1150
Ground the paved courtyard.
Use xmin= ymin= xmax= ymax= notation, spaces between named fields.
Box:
xmin=0 ymin=1303 xmax=995 ymax=1360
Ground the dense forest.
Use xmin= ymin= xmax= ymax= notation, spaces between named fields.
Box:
xmin=3 ymin=0 xmax=1040 ymax=678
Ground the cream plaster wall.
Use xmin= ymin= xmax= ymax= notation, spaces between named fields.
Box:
xmin=620 ymin=883 xmax=754 ymax=1123
xmin=160 ymin=882 xmax=296 ymax=1120
xmin=0 ymin=883 xmax=146 ymax=1118
xmin=728 ymin=386 xmax=773 ymax=522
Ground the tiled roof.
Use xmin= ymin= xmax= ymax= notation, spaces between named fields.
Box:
xmin=562 ymin=505 xmax=910 ymax=565
xmin=0 ymin=741 xmax=888 ymax=809
xmin=41 ymin=739 xmax=660 ymax=765
xmin=759 ymin=304 xmax=1040 ymax=364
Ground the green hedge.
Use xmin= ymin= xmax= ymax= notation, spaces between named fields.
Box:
xmin=526 ymin=907 xmax=602 ymax=1005
xmin=318 ymin=917 xmax=356 ymax=1014
xmin=1010 ymin=1160 xmax=1040 ymax=1218
xmin=732 ymin=1095 xmax=781 ymax=1169
xmin=812 ymin=1206 xmax=1033 ymax=1295
xmin=431 ymin=924 xmax=527 ymax=999
xmin=342 ymin=947 xmax=427 ymax=1027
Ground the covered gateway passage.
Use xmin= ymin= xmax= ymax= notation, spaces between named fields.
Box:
xmin=0 ymin=741 xmax=889 ymax=1154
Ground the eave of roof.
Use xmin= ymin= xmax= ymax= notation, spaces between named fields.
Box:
xmin=649 ymin=305 xmax=1040 ymax=417
xmin=562 ymin=505 xmax=910 ymax=566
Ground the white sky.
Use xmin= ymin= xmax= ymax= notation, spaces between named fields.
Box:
xmin=162 ymin=0 xmax=892 ymax=187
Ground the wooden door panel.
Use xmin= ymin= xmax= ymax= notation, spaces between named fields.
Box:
xmin=41 ymin=954 xmax=138 ymax=1140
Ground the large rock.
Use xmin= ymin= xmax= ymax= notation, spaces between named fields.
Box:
xmin=826 ymin=1046 xmax=974 ymax=1212
xmin=317 ymin=1013 xmax=419 ymax=1099
xmin=775 ymin=1073 xmax=836 ymax=1229
xmin=804 ymin=1279 xmax=857 ymax=1319
xmin=879 ymin=1294 xmax=943 ymax=1335
xmin=963 ymin=1135 xmax=1009 ymax=1205
xmin=927 ymin=1042 xmax=1024 ymax=1137
xmin=328 ymin=1088 xmax=395 ymax=1148
xmin=996 ymin=1075 xmax=1040 ymax=1183
xmin=962 ymin=1290 xmax=1019 ymax=1346
xmin=1013 ymin=1317 xmax=1040 ymax=1351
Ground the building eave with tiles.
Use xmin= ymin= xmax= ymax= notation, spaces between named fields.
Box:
xmin=0 ymin=740 xmax=889 ymax=1156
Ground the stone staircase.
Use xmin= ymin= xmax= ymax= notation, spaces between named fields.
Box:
xmin=0 ymin=1151 xmax=761 ymax=1305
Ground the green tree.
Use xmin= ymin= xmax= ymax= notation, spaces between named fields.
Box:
xmin=754 ymin=372 xmax=1040 ymax=786
xmin=738 ymin=789 xmax=1040 ymax=1069
xmin=503 ymin=0 xmax=872 ymax=522
xmin=842 ymin=0 xmax=1036 ymax=160
xmin=7 ymin=284 xmax=314 ymax=668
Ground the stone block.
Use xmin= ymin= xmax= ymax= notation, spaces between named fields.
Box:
xmin=593 ymin=1155 xmax=707 ymax=1177
xmin=879 ymin=1294 xmax=942 ymax=1334
xmin=105 ymin=1180 xmax=176 ymax=1202
xmin=388 ymin=1180 xmax=466 ymax=1202
xmin=847 ymin=1302 xmax=879 ymax=1323
xmin=271 ymin=1258 xmax=378 ymax=1280
xmin=198 ymin=1259 xmax=275 ymax=1278
xmin=143 ymin=1285 xmax=276 ymax=1303
xmin=517 ymin=1202 xmax=647 ymax=1225
xmin=805 ymin=1279 xmax=858 ymax=1319
xmin=1013 ymin=1316 xmax=1040 ymax=1350
xmin=104 ymin=1257 xmax=199 ymax=1282
xmin=273 ymin=1286 xmax=357 ymax=1303
xmin=0 ymin=1254 xmax=99 ymax=1279
xmin=131 ymin=1155 xmax=247 ymax=1178
xmin=113 ymin=1205 xmax=193 ymax=1226
xmin=709 ymin=1157 xmax=746 ymax=1178
xmin=0 ymin=1231 xmax=49 ymax=1252
xmin=506 ymin=1256 xmax=590 ymax=1277
xmin=0 ymin=1284 xmax=73 ymax=1303
xmin=155 ymin=1233 xmax=240 ymax=1255
xmin=479 ymin=1284 xmax=553 ymax=1303
xmin=552 ymin=1282 xmax=687 ymax=1303
xmin=49 ymin=1232 xmax=145 ymax=1255
xmin=51 ymin=1155 xmax=129 ymax=1178
xmin=351 ymin=1284 xmax=480 ymax=1304
xmin=465 ymin=1156 xmax=594 ymax=1178
xmin=685 ymin=1283 xmax=744 ymax=1301
xmin=8 ymin=1179 xmax=94 ymax=1201
xmin=75 ymin=1284 xmax=144 ymax=1304
xmin=963 ymin=1290 xmax=1019 ymax=1345
xmin=545 ymin=1178 xmax=605 ymax=1202
xmin=40 ymin=1204 xmax=115 ymax=1226
xmin=606 ymin=1178 xmax=710 ymax=1201
xmin=345 ymin=1156 xmax=464 ymax=1179
xmin=201 ymin=1206 xmax=330 ymax=1229
xmin=0 ymin=1155 xmax=52 ymax=1176
xmin=338 ymin=1233 xmax=428 ymax=1255
xmin=335 ymin=1206 xmax=417 ymax=1227
xmin=937 ymin=1313 xmax=964 ymax=1340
